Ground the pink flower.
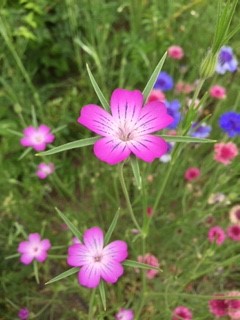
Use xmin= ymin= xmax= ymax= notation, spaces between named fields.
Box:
xmin=137 ymin=253 xmax=159 ymax=279
xmin=175 ymin=82 xmax=195 ymax=94
xmin=67 ymin=226 xmax=128 ymax=288
xmin=214 ymin=142 xmax=238 ymax=165
xmin=18 ymin=308 xmax=30 ymax=320
xmin=210 ymin=85 xmax=227 ymax=99
xmin=227 ymin=225 xmax=240 ymax=241
xmin=208 ymin=226 xmax=226 ymax=245
xmin=209 ymin=295 xmax=228 ymax=317
xmin=227 ymin=291 xmax=240 ymax=319
xmin=36 ymin=162 xmax=55 ymax=179
xmin=146 ymin=207 xmax=153 ymax=217
xmin=229 ymin=205 xmax=240 ymax=225
xmin=78 ymin=89 xmax=173 ymax=165
xmin=168 ymin=45 xmax=184 ymax=60
xmin=147 ymin=89 xmax=166 ymax=103
xmin=184 ymin=167 xmax=201 ymax=181
xmin=18 ymin=233 xmax=51 ymax=265
xmin=172 ymin=306 xmax=192 ymax=320
xmin=115 ymin=308 xmax=134 ymax=320
xmin=20 ymin=125 xmax=55 ymax=152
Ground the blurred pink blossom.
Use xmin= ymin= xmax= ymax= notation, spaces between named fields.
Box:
xmin=147 ymin=89 xmax=166 ymax=103
xmin=208 ymin=226 xmax=226 ymax=245
xmin=172 ymin=306 xmax=192 ymax=320
xmin=227 ymin=225 xmax=240 ymax=241
xmin=209 ymin=295 xmax=228 ymax=317
xmin=210 ymin=85 xmax=226 ymax=99
xmin=184 ymin=167 xmax=201 ymax=181
xmin=137 ymin=253 xmax=159 ymax=279
xmin=36 ymin=162 xmax=55 ymax=179
xmin=168 ymin=45 xmax=184 ymax=60
xmin=115 ymin=308 xmax=134 ymax=320
xmin=214 ymin=142 xmax=238 ymax=165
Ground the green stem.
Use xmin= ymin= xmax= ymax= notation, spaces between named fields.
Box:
xmin=88 ymin=288 xmax=96 ymax=320
xmin=135 ymin=238 xmax=146 ymax=319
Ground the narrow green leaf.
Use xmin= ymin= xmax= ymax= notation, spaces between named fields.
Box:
xmin=86 ymin=64 xmax=109 ymax=111
xmin=105 ymin=208 xmax=120 ymax=244
xmin=45 ymin=267 xmax=79 ymax=285
xmin=31 ymin=105 xmax=38 ymax=127
xmin=159 ymin=135 xmax=216 ymax=144
xmin=36 ymin=136 xmax=99 ymax=156
xmin=99 ymin=281 xmax=107 ymax=311
xmin=33 ymin=260 xmax=39 ymax=284
xmin=55 ymin=207 xmax=82 ymax=240
xmin=6 ymin=129 xmax=23 ymax=137
xmin=142 ymin=52 xmax=167 ymax=103
xmin=18 ymin=147 xmax=32 ymax=160
xmin=5 ymin=253 xmax=20 ymax=260
xmin=123 ymin=259 xmax=161 ymax=271
xmin=51 ymin=124 xmax=67 ymax=134
xmin=130 ymin=157 xmax=142 ymax=190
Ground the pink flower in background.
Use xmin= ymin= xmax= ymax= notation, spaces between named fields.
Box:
xmin=172 ymin=306 xmax=192 ymax=320
xmin=184 ymin=167 xmax=201 ymax=181
xmin=36 ymin=162 xmax=55 ymax=179
xmin=208 ymin=226 xmax=226 ymax=245
xmin=227 ymin=291 xmax=240 ymax=319
xmin=18 ymin=308 xmax=30 ymax=320
xmin=210 ymin=85 xmax=226 ymax=99
xmin=67 ymin=226 xmax=128 ymax=288
xmin=209 ymin=295 xmax=228 ymax=317
xmin=214 ymin=142 xmax=238 ymax=165
xmin=175 ymin=82 xmax=195 ymax=94
xmin=18 ymin=233 xmax=51 ymax=265
xmin=115 ymin=308 xmax=134 ymax=320
xmin=227 ymin=225 xmax=240 ymax=241
xmin=137 ymin=253 xmax=159 ymax=279
xmin=168 ymin=45 xmax=184 ymax=60
xmin=229 ymin=205 xmax=240 ymax=225
xmin=78 ymin=89 xmax=173 ymax=165
xmin=146 ymin=207 xmax=153 ymax=217
xmin=147 ymin=89 xmax=166 ymax=103
xmin=20 ymin=125 xmax=55 ymax=152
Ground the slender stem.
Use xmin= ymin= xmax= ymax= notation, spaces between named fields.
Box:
xmin=88 ymin=288 xmax=96 ymax=320
xmin=135 ymin=238 xmax=146 ymax=319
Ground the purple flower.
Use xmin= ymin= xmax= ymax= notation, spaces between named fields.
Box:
xmin=216 ymin=46 xmax=238 ymax=74
xmin=36 ymin=162 xmax=55 ymax=179
xmin=189 ymin=122 xmax=212 ymax=138
xmin=18 ymin=233 xmax=51 ymax=265
xmin=20 ymin=125 xmax=55 ymax=151
xmin=67 ymin=226 xmax=128 ymax=288
xmin=164 ymin=100 xmax=181 ymax=129
xmin=18 ymin=308 xmax=29 ymax=320
xmin=154 ymin=71 xmax=174 ymax=91
xmin=219 ymin=111 xmax=240 ymax=137
xmin=78 ymin=89 xmax=173 ymax=165
xmin=115 ymin=308 xmax=134 ymax=320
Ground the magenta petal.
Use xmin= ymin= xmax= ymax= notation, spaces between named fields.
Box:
xmin=44 ymin=133 xmax=55 ymax=144
xmin=32 ymin=142 xmax=47 ymax=152
xmin=28 ymin=233 xmax=41 ymax=243
xmin=103 ymin=240 xmax=128 ymax=262
xmin=35 ymin=251 xmax=48 ymax=262
xmin=83 ymin=227 xmax=104 ymax=253
xmin=67 ymin=244 xmax=91 ymax=267
xmin=129 ymin=135 xmax=168 ymax=162
xmin=94 ymin=137 xmax=131 ymax=165
xmin=78 ymin=104 xmax=115 ymax=136
xmin=18 ymin=241 xmax=31 ymax=253
xmin=78 ymin=264 xmax=101 ymax=288
xmin=41 ymin=239 xmax=51 ymax=250
xmin=23 ymin=126 xmax=36 ymax=136
xmin=100 ymin=260 xmax=124 ymax=283
xmin=38 ymin=125 xmax=50 ymax=134
xmin=20 ymin=137 xmax=32 ymax=147
xmin=20 ymin=253 xmax=34 ymax=265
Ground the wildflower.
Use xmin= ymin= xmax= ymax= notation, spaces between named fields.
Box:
xmin=18 ymin=233 xmax=51 ymax=265
xmin=137 ymin=253 xmax=159 ymax=279
xmin=214 ymin=142 xmax=238 ymax=165
xmin=229 ymin=205 xmax=240 ymax=225
xmin=67 ymin=226 xmax=128 ymax=288
xmin=78 ymin=89 xmax=173 ymax=165
xmin=18 ymin=308 xmax=30 ymax=320
xmin=184 ymin=167 xmax=201 ymax=181
xmin=216 ymin=46 xmax=238 ymax=74
xmin=210 ymin=85 xmax=226 ymax=99
xmin=209 ymin=295 xmax=228 ymax=317
xmin=189 ymin=122 xmax=212 ymax=138
xmin=115 ymin=308 xmax=134 ymax=320
xmin=20 ymin=125 xmax=55 ymax=152
xmin=219 ymin=112 xmax=240 ymax=138
xmin=227 ymin=291 xmax=240 ymax=320
xmin=36 ymin=162 xmax=55 ymax=179
xmin=172 ymin=306 xmax=192 ymax=320
xmin=168 ymin=45 xmax=184 ymax=60
xmin=175 ymin=81 xmax=195 ymax=94
xmin=208 ymin=226 xmax=226 ymax=245
xmin=208 ymin=193 xmax=226 ymax=205
xmin=227 ymin=225 xmax=240 ymax=241
xmin=165 ymin=100 xmax=181 ymax=129
xmin=154 ymin=71 xmax=174 ymax=91
xmin=146 ymin=207 xmax=153 ymax=217
xmin=187 ymin=98 xmax=201 ymax=109
xmin=147 ymin=89 xmax=166 ymax=103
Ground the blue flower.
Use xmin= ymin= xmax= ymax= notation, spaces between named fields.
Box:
xmin=216 ymin=46 xmax=238 ymax=74
xmin=165 ymin=100 xmax=181 ymax=129
xmin=189 ymin=122 xmax=212 ymax=138
xmin=154 ymin=71 xmax=174 ymax=91
xmin=219 ymin=111 xmax=240 ymax=137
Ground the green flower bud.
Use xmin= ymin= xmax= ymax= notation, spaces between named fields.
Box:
xmin=199 ymin=50 xmax=218 ymax=79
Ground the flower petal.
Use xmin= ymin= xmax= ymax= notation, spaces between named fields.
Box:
xmin=78 ymin=104 xmax=115 ymax=136
xmin=41 ymin=239 xmax=51 ymax=251
xmin=20 ymin=253 xmax=34 ymax=265
xmin=100 ymin=260 xmax=124 ymax=284
xmin=129 ymin=135 xmax=168 ymax=162
xmin=23 ymin=126 xmax=36 ymax=136
xmin=103 ymin=240 xmax=128 ymax=262
xmin=32 ymin=142 xmax=47 ymax=152
xmin=18 ymin=241 xmax=31 ymax=253
xmin=78 ymin=264 xmax=101 ymax=288
xmin=20 ymin=137 xmax=32 ymax=147
xmin=38 ymin=125 xmax=50 ymax=134
xmin=94 ymin=137 xmax=131 ymax=165
xmin=67 ymin=244 xmax=92 ymax=267
xmin=44 ymin=133 xmax=55 ymax=144
xmin=28 ymin=233 xmax=41 ymax=243
xmin=35 ymin=251 xmax=48 ymax=263
xmin=83 ymin=227 xmax=104 ymax=253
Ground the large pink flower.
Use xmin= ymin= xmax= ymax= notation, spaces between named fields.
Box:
xmin=78 ymin=89 xmax=173 ymax=165
xmin=67 ymin=226 xmax=128 ymax=288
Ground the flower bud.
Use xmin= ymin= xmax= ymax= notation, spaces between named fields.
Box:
xmin=200 ymin=50 xmax=218 ymax=79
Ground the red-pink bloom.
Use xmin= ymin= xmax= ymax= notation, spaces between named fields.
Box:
xmin=18 ymin=308 xmax=29 ymax=320
xmin=184 ymin=167 xmax=201 ymax=181
xmin=210 ymin=85 xmax=227 ymax=100
xmin=227 ymin=291 xmax=240 ymax=319
xmin=214 ymin=142 xmax=238 ymax=165
xmin=67 ymin=226 xmax=128 ymax=288
xmin=172 ymin=306 xmax=192 ymax=320
xmin=175 ymin=82 xmax=195 ymax=94
xmin=137 ymin=253 xmax=159 ymax=279
xmin=209 ymin=295 xmax=228 ymax=317
xmin=18 ymin=233 xmax=51 ymax=265
xmin=227 ymin=225 xmax=240 ymax=241
xmin=36 ymin=162 xmax=55 ymax=179
xmin=115 ymin=308 xmax=134 ymax=320
xmin=147 ymin=207 xmax=153 ymax=217
xmin=168 ymin=45 xmax=184 ymax=60
xmin=147 ymin=89 xmax=166 ymax=103
xmin=208 ymin=226 xmax=226 ymax=245
xmin=78 ymin=89 xmax=173 ymax=165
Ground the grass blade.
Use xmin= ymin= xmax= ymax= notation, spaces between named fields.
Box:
xmin=105 ymin=208 xmax=120 ymax=244
xmin=45 ymin=267 xmax=79 ymax=285
xmin=130 ymin=157 xmax=142 ymax=190
xmin=99 ymin=281 xmax=107 ymax=311
xmin=159 ymin=135 xmax=216 ymax=144
xmin=18 ymin=147 xmax=32 ymax=160
xmin=33 ymin=260 xmax=39 ymax=284
xmin=55 ymin=207 xmax=82 ymax=240
xmin=123 ymin=259 xmax=161 ymax=271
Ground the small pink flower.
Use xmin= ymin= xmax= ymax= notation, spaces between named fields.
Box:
xmin=210 ymin=85 xmax=227 ymax=99
xmin=208 ymin=226 xmax=226 ymax=245
xmin=175 ymin=82 xmax=195 ymax=94
xmin=184 ymin=167 xmax=201 ymax=181
xmin=168 ymin=45 xmax=184 ymax=60
xmin=20 ymin=125 xmax=55 ymax=152
xmin=146 ymin=207 xmax=153 ymax=217
xmin=36 ymin=162 xmax=55 ymax=179
xmin=227 ymin=225 xmax=240 ymax=241
xmin=147 ymin=89 xmax=166 ymax=103
xmin=172 ymin=306 xmax=192 ymax=320
xmin=67 ymin=226 xmax=128 ymax=288
xmin=214 ymin=142 xmax=238 ymax=165
xmin=18 ymin=233 xmax=51 ymax=265
xmin=115 ymin=308 xmax=134 ymax=320
xmin=209 ymin=295 xmax=228 ymax=317
xmin=229 ymin=205 xmax=240 ymax=225
xmin=18 ymin=308 xmax=30 ymax=320
xmin=137 ymin=253 xmax=159 ymax=279
xmin=227 ymin=291 xmax=240 ymax=319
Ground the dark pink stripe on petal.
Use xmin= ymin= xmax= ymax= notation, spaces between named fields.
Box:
xmin=83 ymin=227 xmax=104 ymax=254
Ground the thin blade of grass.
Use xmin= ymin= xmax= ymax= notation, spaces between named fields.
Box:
xmin=130 ymin=157 xmax=142 ymax=190
xmin=18 ymin=147 xmax=32 ymax=160
xmin=159 ymin=135 xmax=216 ymax=144
xmin=105 ymin=208 xmax=120 ymax=244
xmin=123 ymin=259 xmax=161 ymax=271
xmin=99 ymin=281 xmax=107 ymax=311
xmin=55 ymin=207 xmax=82 ymax=240
xmin=33 ymin=260 xmax=39 ymax=284
xmin=45 ymin=267 xmax=79 ymax=285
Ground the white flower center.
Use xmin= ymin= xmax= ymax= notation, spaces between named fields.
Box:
xmin=94 ymin=255 xmax=102 ymax=262
xmin=33 ymin=134 xmax=44 ymax=143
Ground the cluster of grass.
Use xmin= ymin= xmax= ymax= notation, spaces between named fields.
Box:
xmin=1 ymin=0 xmax=240 ymax=319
